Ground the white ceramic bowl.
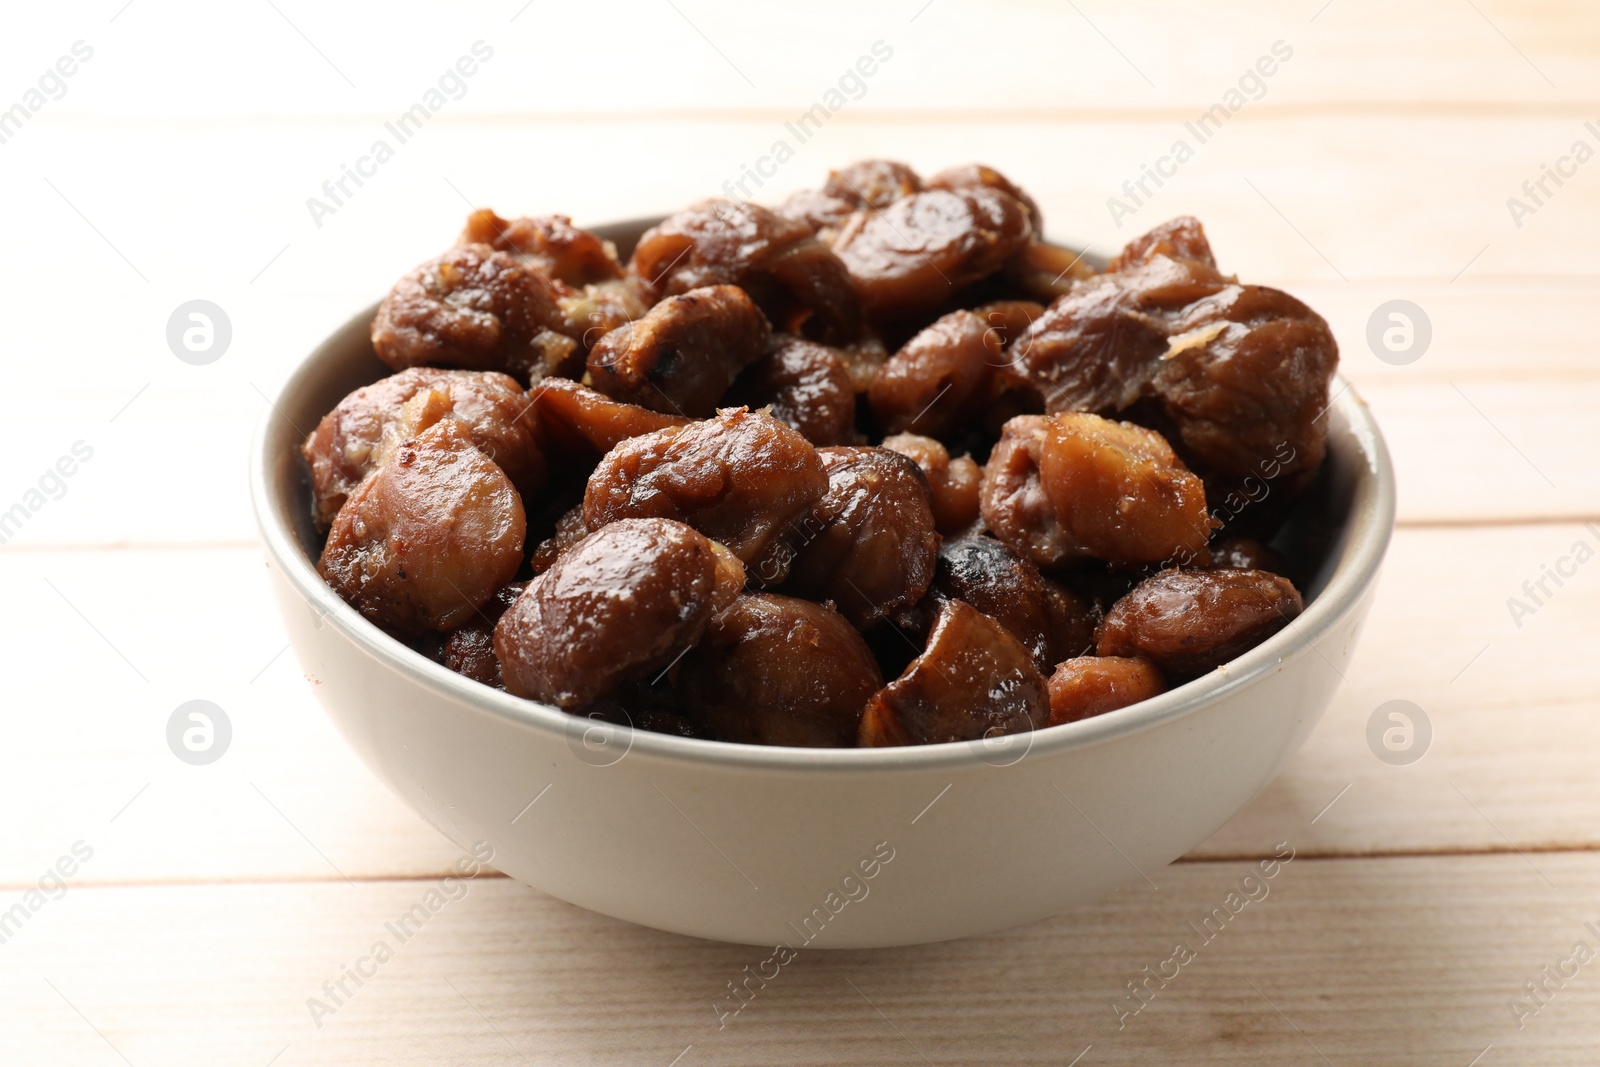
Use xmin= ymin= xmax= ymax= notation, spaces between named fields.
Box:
xmin=251 ymin=220 xmax=1395 ymax=948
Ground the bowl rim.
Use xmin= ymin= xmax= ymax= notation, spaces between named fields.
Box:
xmin=251 ymin=277 xmax=1396 ymax=777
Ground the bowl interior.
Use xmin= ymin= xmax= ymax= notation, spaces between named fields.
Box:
xmin=253 ymin=221 xmax=1394 ymax=770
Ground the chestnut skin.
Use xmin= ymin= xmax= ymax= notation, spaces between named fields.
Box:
xmin=1011 ymin=217 xmax=1338 ymax=488
xmin=931 ymin=536 xmax=1097 ymax=674
xmin=982 ymin=412 xmax=1214 ymax=569
xmin=1151 ymin=284 xmax=1339 ymax=483
xmin=303 ymin=367 xmax=545 ymax=531
xmin=584 ymin=407 xmax=828 ymax=586
xmin=859 ymin=599 xmax=1049 ymax=747
xmin=319 ymin=420 xmax=526 ymax=639
xmin=978 ymin=415 xmax=1073 ymax=571
xmin=833 ymin=187 xmax=1032 ymax=324
xmin=726 ymin=333 xmax=858 ymax=447
xmin=528 ymin=377 xmax=689 ymax=470
xmin=586 ymin=284 xmax=770 ymax=418
xmin=1106 ymin=215 xmax=1217 ymax=272
xmin=881 ymin=433 xmax=982 ymax=536
xmin=630 ymin=197 xmax=862 ymax=344
xmin=459 ymin=209 xmax=625 ymax=287
xmin=824 ymin=158 xmax=923 ymax=208
xmin=927 ymin=163 xmax=1043 ymax=236
xmin=1209 ymin=537 xmax=1287 ymax=573
xmin=494 ymin=518 xmax=745 ymax=709
xmin=1097 ymin=568 xmax=1304 ymax=678
xmin=678 ymin=593 xmax=883 ymax=747
xmin=1045 ymin=656 xmax=1166 ymax=727
xmin=1037 ymin=412 xmax=1214 ymax=566
xmin=372 ymin=244 xmax=573 ymax=383
xmin=780 ymin=446 xmax=941 ymax=628
xmin=1011 ymin=249 xmax=1230 ymax=416
xmin=868 ymin=310 xmax=1003 ymax=439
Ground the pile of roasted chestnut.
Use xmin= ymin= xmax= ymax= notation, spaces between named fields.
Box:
xmin=303 ymin=159 xmax=1337 ymax=748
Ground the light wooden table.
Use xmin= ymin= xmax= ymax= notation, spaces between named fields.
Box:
xmin=4 ymin=2 xmax=1598 ymax=1063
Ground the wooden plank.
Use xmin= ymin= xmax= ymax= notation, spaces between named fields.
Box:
xmin=13 ymin=0 xmax=1598 ymax=119
xmin=0 ymin=546 xmax=473 ymax=888
xmin=3 ymin=852 xmax=1599 ymax=1065
xmin=2 ymin=523 xmax=1595 ymax=886
xmin=1297 ymin=279 xmax=1600 ymax=386
xmin=3 ymin=117 xmax=1597 ymax=338
xmin=1191 ymin=522 xmax=1600 ymax=858
xmin=1362 ymin=379 xmax=1599 ymax=524
xmin=1 ymin=8 xmax=1593 ymax=1064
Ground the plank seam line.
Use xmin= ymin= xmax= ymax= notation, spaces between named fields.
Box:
xmin=12 ymin=843 xmax=1600 ymax=892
